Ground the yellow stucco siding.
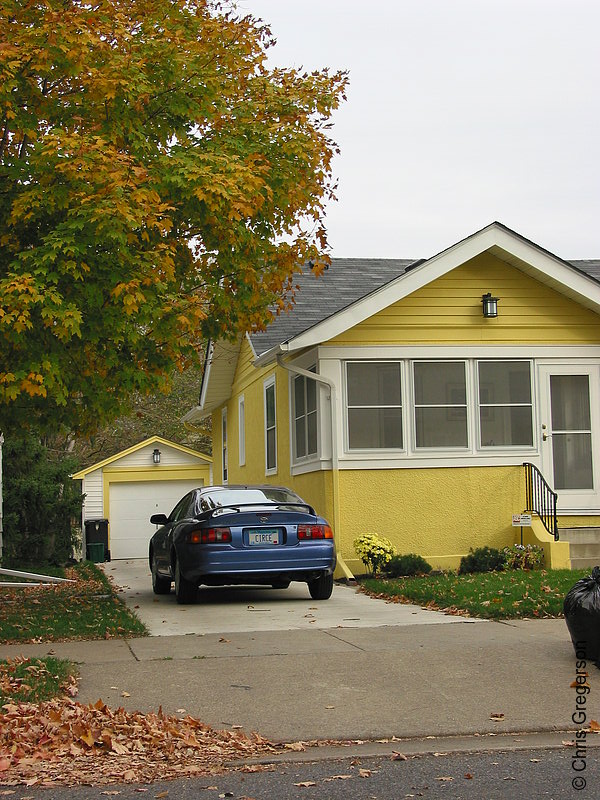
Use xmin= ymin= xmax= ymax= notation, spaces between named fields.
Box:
xmin=338 ymin=465 xmax=524 ymax=573
xmin=329 ymin=253 xmax=600 ymax=346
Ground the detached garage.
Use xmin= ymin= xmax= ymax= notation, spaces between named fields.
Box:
xmin=72 ymin=436 xmax=212 ymax=560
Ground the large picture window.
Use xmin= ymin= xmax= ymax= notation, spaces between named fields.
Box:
xmin=413 ymin=361 xmax=467 ymax=448
xmin=293 ymin=369 xmax=318 ymax=460
xmin=347 ymin=361 xmax=403 ymax=449
xmin=478 ymin=361 xmax=533 ymax=447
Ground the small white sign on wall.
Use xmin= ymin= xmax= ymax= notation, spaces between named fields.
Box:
xmin=512 ymin=513 xmax=532 ymax=527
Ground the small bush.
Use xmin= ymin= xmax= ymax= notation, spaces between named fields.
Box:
xmin=459 ymin=546 xmax=505 ymax=574
xmin=503 ymin=543 xmax=545 ymax=570
xmin=386 ymin=553 xmax=432 ymax=577
xmin=353 ymin=533 xmax=395 ymax=576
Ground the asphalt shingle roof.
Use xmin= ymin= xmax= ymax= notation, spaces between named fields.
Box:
xmin=249 ymin=257 xmax=600 ymax=358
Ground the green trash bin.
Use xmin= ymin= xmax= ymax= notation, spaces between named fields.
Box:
xmin=86 ymin=542 xmax=105 ymax=563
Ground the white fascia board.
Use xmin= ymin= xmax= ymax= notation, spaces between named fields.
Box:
xmin=278 ymin=224 xmax=600 ymax=355
xmin=199 ymin=340 xmax=215 ymax=411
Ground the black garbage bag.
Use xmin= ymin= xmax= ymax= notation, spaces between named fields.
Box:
xmin=564 ymin=566 xmax=600 ymax=668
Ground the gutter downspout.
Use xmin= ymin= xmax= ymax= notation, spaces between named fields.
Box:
xmin=276 ymin=356 xmax=354 ymax=582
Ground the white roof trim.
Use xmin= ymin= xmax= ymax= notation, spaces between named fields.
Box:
xmin=256 ymin=223 xmax=600 ymax=365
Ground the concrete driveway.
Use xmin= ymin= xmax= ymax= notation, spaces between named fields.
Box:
xmin=104 ymin=559 xmax=461 ymax=636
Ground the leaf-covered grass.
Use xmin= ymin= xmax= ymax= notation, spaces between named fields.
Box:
xmin=0 ymin=562 xmax=147 ymax=643
xmin=0 ymin=657 xmax=78 ymax=705
xmin=361 ymin=568 xmax=591 ymax=619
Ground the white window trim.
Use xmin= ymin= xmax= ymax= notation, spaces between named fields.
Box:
xmin=264 ymin=375 xmax=277 ymax=475
xmin=221 ymin=407 xmax=228 ymax=484
xmin=291 ymin=366 xmax=320 ymax=465
xmin=238 ymin=395 xmax=245 ymax=467
xmin=344 ymin=360 xmax=406 ymax=454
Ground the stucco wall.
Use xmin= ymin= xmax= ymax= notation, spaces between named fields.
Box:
xmin=338 ymin=465 xmax=524 ymax=573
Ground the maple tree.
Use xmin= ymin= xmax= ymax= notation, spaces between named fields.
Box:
xmin=0 ymin=0 xmax=347 ymax=434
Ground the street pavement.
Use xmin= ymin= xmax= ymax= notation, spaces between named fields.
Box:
xmin=0 ymin=560 xmax=597 ymax=749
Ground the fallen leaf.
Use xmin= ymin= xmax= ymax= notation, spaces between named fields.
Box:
xmin=589 ymin=719 xmax=600 ymax=732
xmin=155 ymin=792 xmax=169 ymax=798
xmin=490 ymin=713 xmax=504 ymax=721
xmin=219 ymin=637 xmax=230 ymax=643
xmin=391 ymin=752 xmax=408 ymax=761
xmin=571 ymin=679 xmax=590 ymax=689
xmin=324 ymin=775 xmax=353 ymax=781
xmin=121 ymin=691 xmax=131 ymax=698
xmin=530 ymin=759 xmax=540 ymax=763
xmin=464 ymin=773 xmax=473 ymax=779
xmin=284 ymin=742 xmax=306 ymax=751
xmin=563 ymin=740 xmax=575 ymax=746
xmin=437 ymin=776 xmax=454 ymax=781
xmin=359 ymin=768 xmax=372 ymax=777
xmin=325 ymin=705 xmax=335 ymax=710
xmin=293 ymin=782 xmax=316 ymax=787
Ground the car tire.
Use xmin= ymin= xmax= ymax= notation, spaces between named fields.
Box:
xmin=271 ymin=580 xmax=290 ymax=590
xmin=174 ymin=557 xmax=197 ymax=604
xmin=151 ymin=553 xmax=171 ymax=595
xmin=307 ymin=573 xmax=334 ymax=600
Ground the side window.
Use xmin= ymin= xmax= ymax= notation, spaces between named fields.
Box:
xmin=347 ymin=361 xmax=403 ymax=449
xmin=264 ymin=376 xmax=277 ymax=473
xmin=222 ymin=407 xmax=228 ymax=483
xmin=293 ymin=367 xmax=318 ymax=460
xmin=477 ymin=361 xmax=533 ymax=447
xmin=169 ymin=493 xmax=194 ymax=523
xmin=413 ymin=361 xmax=468 ymax=449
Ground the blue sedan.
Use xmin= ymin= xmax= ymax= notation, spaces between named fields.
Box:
xmin=149 ymin=485 xmax=336 ymax=604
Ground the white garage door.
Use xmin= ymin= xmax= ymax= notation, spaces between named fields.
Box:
xmin=108 ymin=479 xmax=203 ymax=560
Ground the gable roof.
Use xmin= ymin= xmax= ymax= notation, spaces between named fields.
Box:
xmin=191 ymin=222 xmax=600 ymax=418
xmin=71 ymin=435 xmax=212 ymax=479
xmin=253 ymin=221 xmax=600 ymax=365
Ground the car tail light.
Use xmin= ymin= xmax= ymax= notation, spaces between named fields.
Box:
xmin=297 ymin=524 xmax=333 ymax=540
xmin=187 ymin=527 xmax=232 ymax=544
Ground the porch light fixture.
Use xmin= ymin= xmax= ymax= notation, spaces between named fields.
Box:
xmin=152 ymin=448 xmax=161 ymax=464
xmin=482 ymin=293 xmax=499 ymax=318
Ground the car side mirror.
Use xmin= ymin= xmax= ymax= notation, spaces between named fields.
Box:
xmin=150 ymin=513 xmax=169 ymax=525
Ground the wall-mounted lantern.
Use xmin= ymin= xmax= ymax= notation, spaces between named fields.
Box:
xmin=482 ymin=293 xmax=499 ymax=318
xmin=152 ymin=448 xmax=161 ymax=465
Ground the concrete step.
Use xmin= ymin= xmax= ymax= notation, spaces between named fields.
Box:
xmin=559 ymin=527 xmax=600 ymax=544
xmin=569 ymin=557 xmax=600 ymax=571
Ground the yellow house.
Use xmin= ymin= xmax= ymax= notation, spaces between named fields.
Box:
xmin=185 ymin=223 xmax=600 ymax=576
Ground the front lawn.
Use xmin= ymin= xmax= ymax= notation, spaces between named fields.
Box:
xmin=0 ymin=562 xmax=147 ymax=642
xmin=361 ymin=568 xmax=590 ymax=619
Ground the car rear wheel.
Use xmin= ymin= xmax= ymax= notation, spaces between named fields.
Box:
xmin=307 ymin=573 xmax=334 ymax=600
xmin=174 ymin=557 xmax=197 ymax=604
xmin=151 ymin=553 xmax=171 ymax=595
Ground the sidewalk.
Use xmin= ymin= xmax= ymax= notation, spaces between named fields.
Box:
xmin=0 ymin=617 xmax=590 ymax=744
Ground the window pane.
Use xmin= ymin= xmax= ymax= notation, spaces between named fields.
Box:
xmin=550 ymin=375 xmax=591 ymax=430
xmin=307 ymin=410 xmax=318 ymax=454
xmin=480 ymin=406 xmax=533 ymax=447
xmin=479 ymin=361 xmax=531 ymax=404
xmin=295 ymin=417 xmax=306 ymax=458
xmin=266 ymin=427 xmax=276 ymax=470
xmin=348 ymin=408 xmax=403 ymax=449
xmin=347 ymin=362 xmax=401 ymax=406
xmin=414 ymin=362 xmax=465 ymax=405
xmin=307 ymin=378 xmax=317 ymax=413
xmin=552 ymin=433 xmax=593 ymax=489
xmin=294 ymin=376 xmax=305 ymax=417
xmin=415 ymin=407 xmax=467 ymax=448
xmin=266 ymin=385 xmax=275 ymax=427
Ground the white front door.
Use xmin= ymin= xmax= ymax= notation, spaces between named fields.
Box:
xmin=539 ymin=364 xmax=600 ymax=511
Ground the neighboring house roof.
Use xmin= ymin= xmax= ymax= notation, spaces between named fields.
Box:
xmin=71 ymin=435 xmax=212 ymax=479
xmin=191 ymin=221 xmax=600 ymax=418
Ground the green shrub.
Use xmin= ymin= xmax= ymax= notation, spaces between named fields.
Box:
xmin=459 ymin=546 xmax=505 ymax=574
xmin=1 ymin=433 xmax=83 ymax=567
xmin=503 ymin=543 xmax=545 ymax=570
xmin=353 ymin=533 xmax=395 ymax=576
xmin=386 ymin=553 xmax=432 ymax=577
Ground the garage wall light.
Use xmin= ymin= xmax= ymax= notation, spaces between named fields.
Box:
xmin=152 ymin=448 xmax=161 ymax=464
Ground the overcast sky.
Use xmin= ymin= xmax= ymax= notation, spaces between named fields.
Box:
xmin=239 ymin=0 xmax=599 ymax=260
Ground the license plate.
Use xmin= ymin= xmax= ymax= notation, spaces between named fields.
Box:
xmin=248 ymin=529 xmax=280 ymax=546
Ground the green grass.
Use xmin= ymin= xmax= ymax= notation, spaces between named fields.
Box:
xmin=0 ymin=656 xmax=78 ymax=705
xmin=0 ymin=562 xmax=148 ymax=642
xmin=361 ymin=568 xmax=590 ymax=619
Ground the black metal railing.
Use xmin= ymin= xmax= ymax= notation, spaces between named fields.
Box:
xmin=523 ymin=462 xmax=559 ymax=540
